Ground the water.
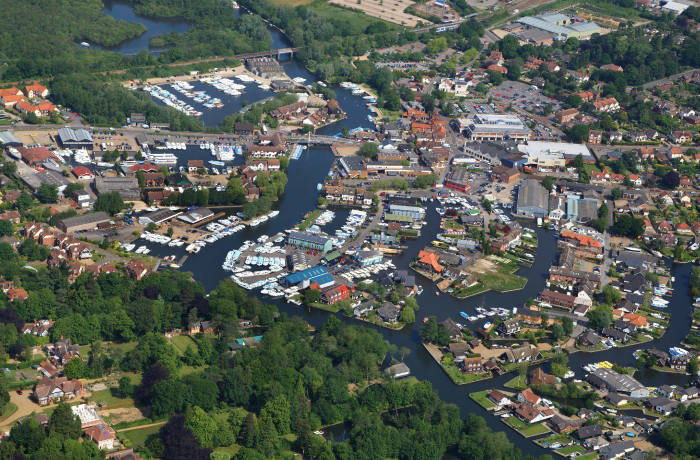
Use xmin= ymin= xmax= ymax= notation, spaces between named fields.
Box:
xmin=101 ymin=0 xmax=190 ymax=55
xmin=103 ymin=3 xmax=696 ymax=455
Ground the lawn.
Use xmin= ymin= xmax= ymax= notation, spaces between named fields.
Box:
xmin=504 ymin=375 xmax=527 ymax=390
xmin=169 ymin=335 xmax=198 ymax=356
xmin=298 ymin=209 xmax=322 ymax=230
xmin=0 ymin=403 xmax=18 ymax=423
xmin=470 ymin=390 xmax=496 ymax=409
xmin=557 ymin=445 xmax=587 ymax=456
xmin=121 ymin=424 xmax=163 ymax=447
xmin=441 ymin=356 xmax=490 ymax=385
xmin=89 ymin=389 xmax=134 ymax=408
xmin=503 ymin=417 xmax=550 ymax=437
xmin=577 ymin=453 xmax=598 ymax=460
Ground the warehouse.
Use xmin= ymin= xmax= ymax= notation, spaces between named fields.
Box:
xmin=466 ymin=114 xmax=531 ymax=141
xmin=566 ymin=195 xmax=599 ymax=223
xmin=287 ymin=231 xmax=333 ymax=254
xmin=587 ymin=368 xmax=649 ymax=398
xmin=388 ymin=203 xmax=425 ymax=221
xmin=444 ymin=168 xmax=471 ymax=192
xmin=177 ymin=208 xmax=214 ymax=225
xmin=138 ymin=208 xmax=181 ymax=226
xmin=57 ymin=128 xmax=93 ymax=150
xmin=58 ymin=212 xmax=111 ymax=233
xmin=281 ymin=266 xmax=335 ymax=289
xmin=517 ymin=141 xmax=593 ymax=168
xmin=516 ymin=179 xmax=549 ymax=218
xmin=0 ymin=131 xmax=22 ymax=147
xmin=516 ymin=13 xmax=602 ymax=40
xmin=94 ymin=177 xmax=140 ymax=201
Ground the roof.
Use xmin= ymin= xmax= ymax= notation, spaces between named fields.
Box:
xmin=288 ymin=231 xmax=331 ymax=246
xmin=518 ymin=180 xmax=549 ymax=210
xmin=72 ymin=166 xmax=93 ymax=178
xmin=283 ymin=266 xmax=331 ymax=285
xmin=58 ymin=127 xmax=93 ymax=144
xmin=84 ymin=424 xmax=116 ymax=442
xmin=417 ymin=250 xmax=443 ymax=272
xmin=59 ymin=212 xmax=111 ymax=229
xmin=517 ymin=141 xmax=592 ymax=160
xmin=0 ymin=131 xmax=22 ymax=145
xmin=519 ymin=388 xmax=540 ymax=405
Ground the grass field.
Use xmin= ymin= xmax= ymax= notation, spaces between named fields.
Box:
xmin=470 ymin=390 xmax=496 ymax=409
xmin=121 ymin=425 xmax=162 ymax=447
xmin=504 ymin=375 xmax=527 ymax=390
xmin=0 ymin=403 xmax=18 ymax=423
xmin=503 ymin=417 xmax=550 ymax=437
xmin=90 ymin=389 xmax=135 ymax=408
xmin=169 ymin=335 xmax=198 ymax=356
xmin=577 ymin=453 xmax=598 ymax=460
xmin=556 ymin=445 xmax=586 ymax=456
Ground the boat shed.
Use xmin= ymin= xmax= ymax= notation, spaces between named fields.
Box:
xmin=281 ymin=266 xmax=335 ymax=289
xmin=57 ymin=127 xmax=93 ymax=150
xmin=0 ymin=131 xmax=22 ymax=146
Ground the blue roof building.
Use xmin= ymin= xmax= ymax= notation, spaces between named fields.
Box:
xmin=281 ymin=266 xmax=335 ymax=289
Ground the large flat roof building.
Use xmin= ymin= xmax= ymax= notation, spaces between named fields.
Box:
xmin=516 ymin=14 xmax=602 ymax=40
xmin=466 ymin=114 xmax=531 ymax=141
xmin=517 ymin=179 xmax=549 ymax=218
xmin=94 ymin=177 xmax=140 ymax=201
xmin=288 ymin=231 xmax=333 ymax=254
xmin=517 ymin=141 xmax=593 ymax=168
xmin=281 ymin=266 xmax=334 ymax=289
xmin=587 ymin=368 xmax=649 ymax=398
xmin=58 ymin=212 xmax=111 ymax=233
xmin=57 ymin=128 xmax=93 ymax=150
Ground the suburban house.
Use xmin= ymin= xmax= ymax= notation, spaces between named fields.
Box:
xmin=33 ymin=376 xmax=84 ymax=405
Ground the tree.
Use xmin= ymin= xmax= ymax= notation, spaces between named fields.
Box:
xmin=303 ymin=289 xmax=321 ymax=306
xmin=587 ymin=306 xmax=613 ymax=331
xmin=94 ymin=192 xmax=126 ymax=215
xmin=358 ymin=142 xmax=379 ymax=159
xmin=602 ymin=285 xmax=621 ymax=305
xmin=662 ymin=170 xmax=680 ymax=189
xmin=541 ymin=176 xmax=555 ymax=191
xmin=117 ymin=376 xmax=133 ymax=398
xmin=63 ymin=357 xmax=91 ymax=379
xmin=184 ymin=406 xmax=218 ymax=448
xmin=0 ymin=220 xmax=13 ymax=237
xmin=37 ymin=184 xmax=58 ymax=203
xmin=49 ymin=402 xmax=82 ymax=439
xmin=414 ymin=174 xmax=437 ymax=189
xmin=611 ymin=188 xmax=622 ymax=200
xmin=567 ymin=125 xmax=589 ymax=144
xmin=612 ymin=214 xmax=644 ymax=239
xmin=562 ymin=317 xmax=574 ymax=336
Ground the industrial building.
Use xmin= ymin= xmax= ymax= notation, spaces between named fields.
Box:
xmin=444 ymin=168 xmax=471 ymax=192
xmin=287 ymin=231 xmax=333 ymax=254
xmin=138 ymin=208 xmax=181 ymax=226
xmin=387 ymin=204 xmax=425 ymax=221
xmin=587 ymin=368 xmax=649 ymax=398
xmin=57 ymin=127 xmax=93 ymax=150
xmin=0 ymin=131 xmax=22 ymax=146
xmin=517 ymin=179 xmax=549 ymax=218
xmin=566 ymin=195 xmax=599 ymax=222
xmin=466 ymin=114 xmax=531 ymax=141
xmin=94 ymin=177 xmax=140 ymax=201
xmin=177 ymin=208 xmax=214 ymax=225
xmin=281 ymin=266 xmax=335 ymax=289
xmin=516 ymin=13 xmax=602 ymax=41
xmin=58 ymin=212 xmax=112 ymax=233
xmin=517 ymin=141 xmax=593 ymax=168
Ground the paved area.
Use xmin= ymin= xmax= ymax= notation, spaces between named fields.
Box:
xmin=328 ymin=0 xmax=423 ymax=26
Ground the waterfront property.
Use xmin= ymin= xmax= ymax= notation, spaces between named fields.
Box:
xmin=287 ymin=231 xmax=333 ymax=254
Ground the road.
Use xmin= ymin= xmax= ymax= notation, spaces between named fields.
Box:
xmin=639 ymin=69 xmax=698 ymax=90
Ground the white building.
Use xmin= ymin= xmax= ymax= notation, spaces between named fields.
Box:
xmin=466 ymin=114 xmax=531 ymax=141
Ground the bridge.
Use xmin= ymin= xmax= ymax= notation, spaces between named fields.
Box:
xmin=234 ymin=47 xmax=301 ymax=61
xmin=412 ymin=14 xmax=476 ymax=33
xmin=287 ymin=134 xmax=360 ymax=145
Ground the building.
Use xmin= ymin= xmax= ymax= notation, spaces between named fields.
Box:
xmin=388 ymin=204 xmax=425 ymax=221
xmin=33 ymin=377 xmax=84 ymax=405
xmin=354 ymin=250 xmax=383 ymax=266
xmin=516 ymin=13 xmax=602 ymax=40
xmin=57 ymin=127 xmax=93 ymax=149
xmin=17 ymin=146 xmax=54 ymax=165
xmin=492 ymin=165 xmax=520 ymax=184
xmin=540 ymin=289 xmax=577 ymax=310
xmin=444 ymin=168 xmax=471 ymax=192
xmin=281 ymin=266 xmax=334 ymax=289
xmin=556 ymin=108 xmax=579 ymax=124
xmin=177 ymin=207 xmax=214 ymax=225
xmin=459 ymin=357 xmax=483 ymax=373
xmin=71 ymin=404 xmax=101 ymax=428
xmin=587 ymin=368 xmax=649 ymax=398
xmin=58 ymin=212 xmax=111 ymax=233
xmin=321 ymin=285 xmax=350 ymax=304
xmin=517 ymin=141 xmax=593 ymax=167
xmin=84 ymin=424 xmax=116 ymax=450
xmin=377 ymin=302 xmax=401 ymax=323
xmin=466 ymin=114 xmax=531 ymax=141
xmin=288 ymin=231 xmax=333 ymax=254
xmin=593 ymin=97 xmax=620 ymax=113
xmin=516 ymin=180 xmax=549 ymax=218
xmin=72 ymin=166 xmax=94 ymax=181
xmin=24 ymin=83 xmax=49 ymax=98
xmin=94 ymin=177 xmax=140 ymax=201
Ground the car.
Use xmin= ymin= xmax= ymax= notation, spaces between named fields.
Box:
xmin=16 ymin=390 xmax=22 ymax=395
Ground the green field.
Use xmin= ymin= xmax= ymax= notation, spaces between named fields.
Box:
xmin=0 ymin=403 xmax=18 ymax=423
xmin=556 ymin=445 xmax=587 ymax=456
xmin=470 ymin=390 xmax=496 ymax=409
xmin=503 ymin=417 xmax=550 ymax=437
xmin=441 ymin=356 xmax=490 ymax=385
xmin=504 ymin=375 xmax=527 ymax=390
xmin=169 ymin=335 xmax=198 ymax=356
xmin=577 ymin=453 xmax=598 ymax=460
xmin=89 ymin=389 xmax=135 ymax=408
xmin=121 ymin=424 xmax=163 ymax=447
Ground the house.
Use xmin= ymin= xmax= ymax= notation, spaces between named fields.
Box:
xmin=598 ymin=441 xmax=635 ymax=459
xmin=16 ymin=100 xmax=57 ymax=117
xmin=576 ymin=424 xmax=603 ymax=440
xmin=669 ymin=130 xmax=692 ymax=144
xmin=513 ymin=402 xmax=554 ymax=424
xmin=6 ymin=288 xmax=28 ymax=301
xmin=578 ymin=329 xmax=601 ymax=347
xmin=442 ymin=318 xmax=462 ymax=341
xmin=605 ymin=392 xmax=628 ymax=406
xmin=601 ymin=64 xmax=623 ymax=72
xmin=556 ymin=108 xmax=579 ymax=124
xmin=593 ymin=97 xmax=620 ymax=113
xmin=498 ymin=318 xmax=521 ymax=336
xmin=126 ymin=260 xmax=149 ymax=281
xmin=71 ymin=166 xmax=94 ymax=180
xmin=24 ymin=84 xmax=49 ymax=98
xmin=588 ymin=130 xmax=603 ymax=144
xmin=488 ymin=390 xmax=511 ymax=406
xmin=601 ymin=327 xmax=629 ymax=343
xmin=33 ymin=376 xmax=84 ymax=405
xmin=321 ymin=285 xmax=350 ymax=305
xmin=549 ymin=415 xmax=581 ymax=434
xmin=459 ymin=357 xmax=483 ymax=374
xmin=448 ymin=342 xmax=468 ymax=359
xmin=84 ymin=424 xmax=116 ymax=450
xmin=21 ymin=319 xmax=53 ymax=337
xmin=416 ymin=249 xmax=443 ymax=273
xmin=377 ymin=302 xmax=401 ymax=323
xmin=38 ymin=361 xmax=59 ymax=378
xmin=517 ymin=388 xmax=541 ymax=406
xmin=501 ymin=346 xmax=541 ymax=363
xmin=0 ymin=210 xmax=20 ymax=224
xmin=529 ymin=367 xmax=557 ymax=385
xmin=647 ymin=396 xmax=679 ymax=415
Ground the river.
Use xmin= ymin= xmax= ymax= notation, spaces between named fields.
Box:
xmin=100 ymin=4 xmax=695 ymax=455
xmin=100 ymin=0 xmax=190 ymax=55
